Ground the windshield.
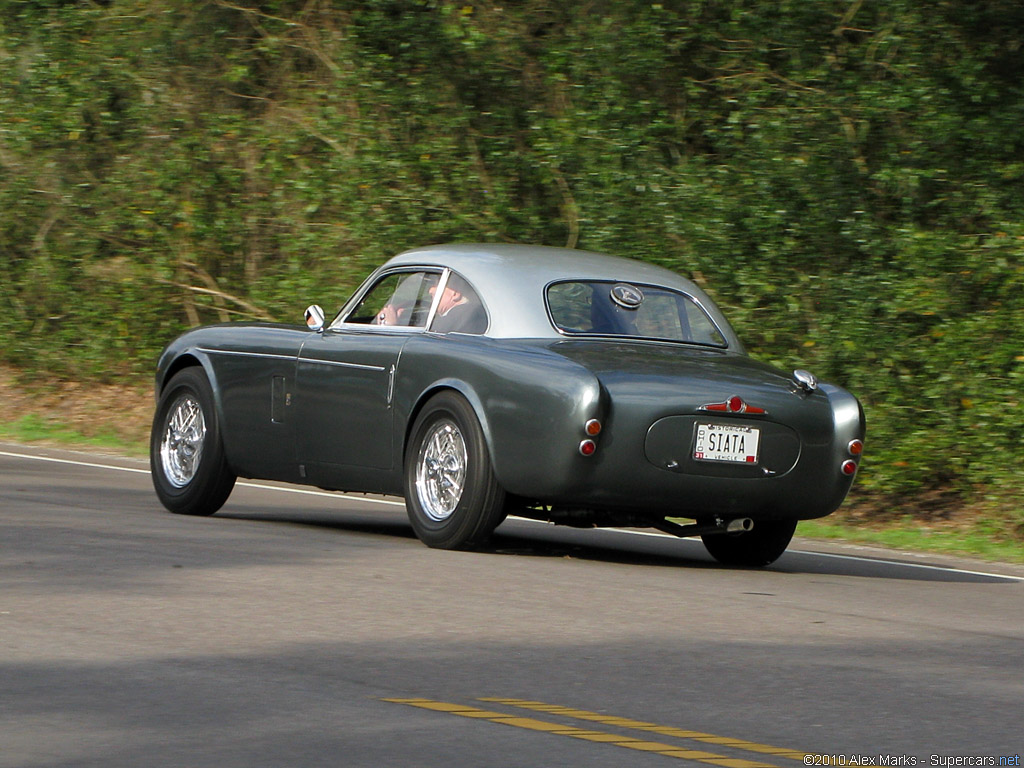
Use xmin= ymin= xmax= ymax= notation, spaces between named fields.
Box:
xmin=546 ymin=280 xmax=727 ymax=347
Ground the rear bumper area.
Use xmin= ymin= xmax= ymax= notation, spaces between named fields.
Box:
xmin=512 ymin=384 xmax=865 ymax=522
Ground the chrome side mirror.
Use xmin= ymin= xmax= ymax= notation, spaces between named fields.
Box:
xmin=304 ymin=304 xmax=325 ymax=332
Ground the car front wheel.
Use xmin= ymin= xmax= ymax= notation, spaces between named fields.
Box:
xmin=404 ymin=391 xmax=506 ymax=550
xmin=151 ymin=367 xmax=236 ymax=516
xmin=701 ymin=519 xmax=797 ymax=567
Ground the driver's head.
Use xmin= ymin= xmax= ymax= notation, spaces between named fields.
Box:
xmin=430 ymin=276 xmax=469 ymax=315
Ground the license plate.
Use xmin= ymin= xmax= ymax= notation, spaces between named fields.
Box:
xmin=693 ymin=423 xmax=760 ymax=464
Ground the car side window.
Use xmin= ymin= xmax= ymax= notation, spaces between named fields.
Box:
xmin=428 ymin=273 xmax=488 ymax=335
xmin=683 ymin=299 xmax=726 ymax=346
xmin=346 ymin=271 xmax=440 ymax=328
xmin=546 ymin=282 xmax=593 ymax=332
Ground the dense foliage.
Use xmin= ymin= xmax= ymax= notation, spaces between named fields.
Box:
xmin=1 ymin=0 xmax=1022 ymax=512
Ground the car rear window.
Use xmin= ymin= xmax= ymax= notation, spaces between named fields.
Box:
xmin=546 ymin=281 xmax=727 ymax=347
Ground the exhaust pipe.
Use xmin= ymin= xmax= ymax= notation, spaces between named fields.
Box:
xmin=726 ymin=518 xmax=754 ymax=533
xmin=654 ymin=516 xmax=755 ymax=539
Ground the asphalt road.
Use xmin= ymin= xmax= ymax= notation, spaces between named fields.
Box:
xmin=2 ymin=442 xmax=1022 ymax=768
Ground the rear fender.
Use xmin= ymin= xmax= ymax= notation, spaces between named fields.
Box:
xmin=406 ymin=379 xmax=488 ymax=448
xmin=397 ymin=341 xmax=605 ymax=497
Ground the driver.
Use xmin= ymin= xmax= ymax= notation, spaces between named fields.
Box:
xmin=428 ymin=275 xmax=487 ymax=334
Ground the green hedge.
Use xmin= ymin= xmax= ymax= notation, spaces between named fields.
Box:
xmin=1 ymin=1 xmax=1021 ymax=507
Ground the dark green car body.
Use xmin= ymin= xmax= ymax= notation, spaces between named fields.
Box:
xmin=153 ymin=244 xmax=864 ymax=562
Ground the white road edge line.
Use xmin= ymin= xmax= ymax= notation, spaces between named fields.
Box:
xmin=0 ymin=449 xmax=404 ymax=507
xmin=3 ymin=448 xmax=1021 ymax=582
xmin=579 ymin=525 xmax=1023 ymax=582
xmin=1 ymin=449 xmax=152 ymax=475
xmin=780 ymin=548 xmax=1024 ymax=581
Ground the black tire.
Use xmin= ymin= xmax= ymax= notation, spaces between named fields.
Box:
xmin=150 ymin=367 xmax=236 ymax=516
xmin=404 ymin=391 xmax=507 ymax=550
xmin=701 ymin=519 xmax=797 ymax=567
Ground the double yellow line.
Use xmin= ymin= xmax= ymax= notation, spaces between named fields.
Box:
xmin=383 ymin=696 xmax=807 ymax=767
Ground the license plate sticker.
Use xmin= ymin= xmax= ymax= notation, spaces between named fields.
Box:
xmin=693 ymin=423 xmax=761 ymax=464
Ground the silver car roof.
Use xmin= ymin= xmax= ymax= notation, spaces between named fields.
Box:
xmin=380 ymin=243 xmax=742 ymax=347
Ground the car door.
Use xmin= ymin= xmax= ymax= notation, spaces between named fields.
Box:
xmin=294 ymin=269 xmax=441 ymax=487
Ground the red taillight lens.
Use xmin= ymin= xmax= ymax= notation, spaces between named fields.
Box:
xmin=848 ymin=439 xmax=864 ymax=456
xmin=841 ymin=460 xmax=858 ymax=476
xmin=585 ymin=419 xmax=602 ymax=436
xmin=579 ymin=439 xmax=597 ymax=456
xmin=728 ymin=396 xmax=743 ymax=413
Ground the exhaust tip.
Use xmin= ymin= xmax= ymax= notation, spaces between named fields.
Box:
xmin=726 ymin=518 xmax=754 ymax=533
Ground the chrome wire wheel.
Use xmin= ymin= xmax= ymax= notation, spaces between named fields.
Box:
xmin=404 ymin=392 xmax=506 ymax=550
xmin=151 ymin=368 xmax=236 ymax=516
xmin=159 ymin=393 xmax=207 ymax=488
xmin=414 ymin=418 xmax=468 ymax=521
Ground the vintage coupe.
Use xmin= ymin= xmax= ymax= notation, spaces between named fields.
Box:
xmin=151 ymin=244 xmax=865 ymax=566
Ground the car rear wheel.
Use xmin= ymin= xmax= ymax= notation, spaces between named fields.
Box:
xmin=151 ymin=367 xmax=236 ymax=516
xmin=701 ymin=519 xmax=797 ymax=567
xmin=405 ymin=391 xmax=506 ymax=550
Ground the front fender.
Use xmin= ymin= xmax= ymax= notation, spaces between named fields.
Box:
xmin=153 ymin=323 xmax=308 ymax=482
xmin=154 ymin=332 xmax=229 ymax=458
xmin=155 ymin=331 xmax=223 ymax=411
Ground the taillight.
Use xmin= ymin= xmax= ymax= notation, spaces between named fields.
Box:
xmin=579 ymin=439 xmax=597 ymax=457
xmin=699 ymin=396 xmax=766 ymax=415
xmin=841 ymin=460 xmax=858 ymax=476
